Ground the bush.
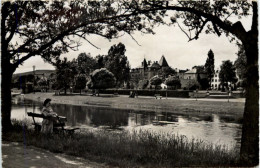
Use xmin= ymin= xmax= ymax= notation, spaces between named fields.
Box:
xmin=88 ymin=68 xmax=116 ymax=89
xmin=165 ymin=76 xmax=181 ymax=90
xmin=149 ymin=76 xmax=162 ymax=88
xmin=138 ymin=79 xmax=149 ymax=89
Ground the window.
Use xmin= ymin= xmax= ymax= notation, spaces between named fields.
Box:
xmin=215 ymin=75 xmax=217 ymax=77
xmin=215 ymin=84 xmax=217 ymax=87
xmin=212 ymin=79 xmax=214 ymax=82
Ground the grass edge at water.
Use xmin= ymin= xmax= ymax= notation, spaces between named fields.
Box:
xmin=3 ymin=120 xmax=239 ymax=167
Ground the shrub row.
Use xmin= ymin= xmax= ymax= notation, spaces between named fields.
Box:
xmin=99 ymin=89 xmax=190 ymax=98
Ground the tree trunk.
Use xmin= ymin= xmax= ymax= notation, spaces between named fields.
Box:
xmin=1 ymin=62 xmax=14 ymax=133
xmin=240 ymin=35 xmax=259 ymax=166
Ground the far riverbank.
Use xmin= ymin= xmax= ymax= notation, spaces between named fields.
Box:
xmin=22 ymin=92 xmax=245 ymax=116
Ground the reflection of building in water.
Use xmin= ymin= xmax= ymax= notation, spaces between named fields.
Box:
xmin=154 ymin=113 xmax=179 ymax=122
xmin=128 ymin=113 xmax=153 ymax=126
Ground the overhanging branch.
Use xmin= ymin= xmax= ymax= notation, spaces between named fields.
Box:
xmin=140 ymin=2 xmax=248 ymax=41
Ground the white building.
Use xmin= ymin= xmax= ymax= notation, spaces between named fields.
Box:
xmin=211 ymin=68 xmax=221 ymax=90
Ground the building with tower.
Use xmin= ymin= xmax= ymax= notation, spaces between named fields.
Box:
xmin=130 ymin=55 xmax=172 ymax=84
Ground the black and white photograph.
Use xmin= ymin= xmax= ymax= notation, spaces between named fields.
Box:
xmin=1 ymin=0 xmax=258 ymax=167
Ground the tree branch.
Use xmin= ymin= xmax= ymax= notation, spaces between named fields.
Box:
xmin=74 ymin=33 xmax=101 ymax=49
xmin=5 ymin=2 xmax=28 ymax=44
xmin=128 ymin=33 xmax=141 ymax=46
xmin=13 ymin=31 xmax=70 ymax=68
xmin=61 ymin=38 xmax=79 ymax=51
xmin=141 ymin=3 xmax=248 ymax=41
xmin=190 ymin=19 xmax=209 ymax=40
xmin=176 ymin=21 xmax=191 ymax=41
xmin=212 ymin=22 xmax=221 ymax=36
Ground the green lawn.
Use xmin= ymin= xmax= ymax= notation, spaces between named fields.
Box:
xmin=24 ymin=92 xmax=244 ymax=116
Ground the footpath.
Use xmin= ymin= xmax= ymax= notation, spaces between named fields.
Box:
xmin=2 ymin=141 xmax=107 ymax=168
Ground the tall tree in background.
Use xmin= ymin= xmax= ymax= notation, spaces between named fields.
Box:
xmin=219 ymin=60 xmax=237 ymax=90
xmin=96 ymin=55 xmax=105 ymax=69
xmin=234 ymin=43 xmax=247 ymax=88
xmin=205 ymin=49 xmax=215 ymax=88
xmin=75 ymin=74 xmax=87 ymax=95
xmin=55 ymin=58 xmax=77 ymax=95
xmin=77 ymin=53 xmax=97 ymax=76
xmin=103 ymin=43 xmax=130 ymax=87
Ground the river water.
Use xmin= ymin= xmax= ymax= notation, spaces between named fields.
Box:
xmin=12 ymin=97 xmax=242 ymax=150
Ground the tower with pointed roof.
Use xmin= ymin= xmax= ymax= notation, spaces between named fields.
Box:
xmin=142 ymin=58 xmax=148 ymax=70
xmin=159 ymin=55 xmax=169 ymax=67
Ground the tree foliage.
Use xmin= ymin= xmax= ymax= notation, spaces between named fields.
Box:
xmin=161 ymin=67 xmax=176 ymax=79
xmin=75 ymin=74 xmax=87 ymax=94
xmin=138 ymin=79 xmax=149 ymax=89
xmin=149 ymin=75 xmax=163 ymax=89
xmin=187 ymin=79 xmax=200 ymax=91
xmin=37 ymin=76 xmax=48 ymax=91
xmin=101 ymin=43 xmax=130 ymax=87
xmin=234 ymin=43 xmax=247 ymax=88
xmin=205 ymin=49 xmax=215 ymax=86
xmin=77 ymin=53 xmax=97 ymax=76
xmin=55 ymin=58 xmax=77 ymax=94
xmin=219 ymin=60 xmax=237 ymax=86
xmin=87 ymin=68 xmax=116 ymax=90
xmin=164 ymin=76 xmax=181 ymax=90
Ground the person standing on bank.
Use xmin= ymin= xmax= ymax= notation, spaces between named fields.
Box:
xmin=41 ymin=98 xmax=58 ymax=134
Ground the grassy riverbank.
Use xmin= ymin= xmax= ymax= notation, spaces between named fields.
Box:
xmin=23 ymin=92 xmax=245 ymax=116
xmin=4 ymin=120 xmax=239 ymax=167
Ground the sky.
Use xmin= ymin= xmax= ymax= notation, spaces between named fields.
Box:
xmin=14 ymin=15 xmax=252 ymax=74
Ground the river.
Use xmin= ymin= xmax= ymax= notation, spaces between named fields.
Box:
xmin=11 ymin=97 xmax=242 ymax=150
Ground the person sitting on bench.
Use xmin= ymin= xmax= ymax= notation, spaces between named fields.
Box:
xmin=41 ymin=98 xmax=58 ymax=134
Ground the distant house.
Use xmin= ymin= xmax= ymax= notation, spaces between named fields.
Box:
xmin=12 ymin=70 xmax=55 ymax=92
xmin=180 ymin=67 xmax=207 ymax=89
xmin=211 ymin=68 xmax=221 ymax=90
xmin=130 ymin=55 xmax=171 ymax=84
xmin=211 ymin=67 xmax=242 ymax=90
xmin=13 ymin=70 xmax=55 ymax=80
xmin=175 ymin=69 xmax=188 ymax=79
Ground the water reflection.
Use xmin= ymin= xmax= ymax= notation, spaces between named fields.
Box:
xmin=11 ymin=97 xmax=242 ymax=150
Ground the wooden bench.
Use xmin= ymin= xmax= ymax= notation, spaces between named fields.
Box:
xmin=27 ymin=112 xmax=79 ymax=134
xmin=154 ymin=94 xmax=162 ymax=99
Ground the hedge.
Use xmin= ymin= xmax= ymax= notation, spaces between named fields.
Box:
xmin=99 ymin=89 xmax=190 ymax=98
